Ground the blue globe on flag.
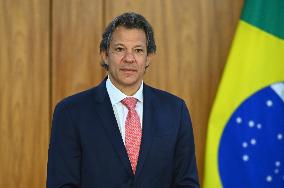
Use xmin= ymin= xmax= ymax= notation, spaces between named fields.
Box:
xmin=218 ymin=82 xmax=284 ymax=188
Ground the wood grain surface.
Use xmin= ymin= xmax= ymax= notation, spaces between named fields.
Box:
xmin=0 ymin=0 xmax=50 ymax=187
xmin=52 ymin=0 xmax=104 ymax=108
xmin=0 ymin=0 xmax=243 ymax=187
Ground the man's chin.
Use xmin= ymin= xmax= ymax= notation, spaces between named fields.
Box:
xmin=121 ymin=78 xmax=142 ymax=87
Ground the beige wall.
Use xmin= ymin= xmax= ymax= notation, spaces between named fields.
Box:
xmin=0 ymin=0 xmax=243 ymax=187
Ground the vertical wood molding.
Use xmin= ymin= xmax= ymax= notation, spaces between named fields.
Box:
xmin=0 ymin=0 xmax=50 ymax=187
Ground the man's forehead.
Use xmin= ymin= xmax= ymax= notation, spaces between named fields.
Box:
xmin=110 ymin=27 xmax=147 ymax=45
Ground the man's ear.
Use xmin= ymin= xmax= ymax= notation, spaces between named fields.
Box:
xmin=100 ymin=51 xmax=108 ymax=65
xmin=146 ymin=53 xmax=154 ymax=68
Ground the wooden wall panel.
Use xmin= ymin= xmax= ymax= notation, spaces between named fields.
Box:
xmin=52 ymin=0 xmax=104 ymax=108
xmin=104 ymin=0 xmax=243 ymax=183
xmin=0 ymin=0 xmax=49 ymax=187
xmin=0 ymin=0 xmax=243 ymax=186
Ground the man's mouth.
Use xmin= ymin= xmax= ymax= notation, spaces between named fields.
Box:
xmin=120 ymin=68 xmax=137 ymax=73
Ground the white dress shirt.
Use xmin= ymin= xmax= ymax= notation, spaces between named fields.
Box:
xmin=106 ymin=77 xmax=143 ymax=144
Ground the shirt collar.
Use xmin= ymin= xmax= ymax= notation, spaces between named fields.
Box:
xmin=106 ymin=76 xmax=143 ymax=105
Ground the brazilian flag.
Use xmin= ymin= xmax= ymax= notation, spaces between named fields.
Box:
xmin=203 ymin=0 xmax=284 ymax=187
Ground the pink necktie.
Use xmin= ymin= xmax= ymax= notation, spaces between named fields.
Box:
xmin=121 ymin=97 xmax=142 ymax=174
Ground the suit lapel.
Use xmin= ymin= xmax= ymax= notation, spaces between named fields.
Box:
xmin=92 ymin=80 xmax=132 ymax=176
xmin=135 ymin=84 xmax=155 ymax=179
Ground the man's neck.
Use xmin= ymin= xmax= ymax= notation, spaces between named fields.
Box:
xmin=108 ymin=77 xmax=142 ymax=96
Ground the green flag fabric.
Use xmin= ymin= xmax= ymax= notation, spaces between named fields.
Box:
xmin=203 ymin=0 xmax=284 ymax=187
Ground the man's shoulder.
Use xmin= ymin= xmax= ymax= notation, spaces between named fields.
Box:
xmin=54 ymin=87 xmax=95 ymax=111
xmin=54 ymin=81 xmax=105 ymax=112
xmin=145 ymin=84 xmax=190 ymax=118
xmin=144 ymin=84 xmax=185 ymax=105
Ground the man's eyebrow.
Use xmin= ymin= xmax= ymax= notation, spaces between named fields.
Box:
xmin=133 ymin=44 xmax=146 ymax=48
xmin=111 ymin=43 xmax=146 ymax=48
xmin=112 ymin=43 xmax=125 ymax=46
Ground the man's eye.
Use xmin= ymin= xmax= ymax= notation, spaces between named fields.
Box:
xmin=135 ymin=49 xmax=144 ymax=53
xmin=115 ymin=47 xmax=124 ymax=52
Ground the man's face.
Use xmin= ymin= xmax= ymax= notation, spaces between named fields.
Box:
xmin=102 ymin=26 xmax=151 ymax=94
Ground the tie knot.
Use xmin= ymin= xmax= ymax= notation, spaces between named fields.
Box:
xmin=121 ymin=97 xmax=137 ymax=110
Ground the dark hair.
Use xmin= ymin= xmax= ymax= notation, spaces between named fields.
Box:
xmin=100 ymin=12 xmax=156 ymax=69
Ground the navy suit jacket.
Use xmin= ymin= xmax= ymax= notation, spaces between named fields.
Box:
xmin=47 ymin=79 xmax=199 ymax=188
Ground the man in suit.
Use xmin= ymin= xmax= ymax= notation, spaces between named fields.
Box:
xmin=47 ymin=12 xmax=200 ymax=188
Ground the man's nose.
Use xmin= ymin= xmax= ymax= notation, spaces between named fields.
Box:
xmin=124 ymin=51 xmax=135 ymax=63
